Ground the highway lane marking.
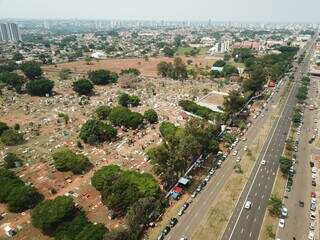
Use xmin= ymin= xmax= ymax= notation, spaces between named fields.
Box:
xmin=246 ymin=214 xmax=249 ymax=219
xmin=249 ymin=232 xmax=252 ymax=238
xmin=241 ymin=228 xmax=244 ymax=234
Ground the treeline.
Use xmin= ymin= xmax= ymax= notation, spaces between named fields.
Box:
xmin=179 ymin=100 xmax=219 ymax=121
xmin=147 ymin=118 xmax=220 ymax=189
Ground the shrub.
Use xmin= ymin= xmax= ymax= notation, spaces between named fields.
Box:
xmin=0 ymin=72 xmax=24 ymax=92
xmin=20 ymin=62 xmax=43 ymax=79
xmin=118 ymin=93 xmax=140 ymax=107
xmin=73 ymin=78 xmax=93 ymax=95
xmin=179 ymin=100 xmax=216 ymax=120
xmin=26 ymin=78 xmax=54 ymax=96
xmin=88 ymin=70 xmax=118 ymax=85
xmin=120 ymin=68 xmax=140 ymax=76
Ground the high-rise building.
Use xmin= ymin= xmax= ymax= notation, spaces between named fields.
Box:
xmin=0 ymin=23 xmax=22 ymax=43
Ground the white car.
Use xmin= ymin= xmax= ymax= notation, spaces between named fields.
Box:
xmin=311 ymin=197 xmax=317 ymax=204
xmin=312 ymin=167 xmax=317 ymax=174
xmin=281 ymin=207 xmax=288 ymax=217
xmin=244 ymin=146 xmax=248 ymax=151
xmin=278 ymin=218 xmax=285 ymax=228
xmin=261 ymin=160 xmax=266 ymax=165
xmin=232 ymin=150 xmax=238 ymax=156
xmin=236 ymin=157 xmax=241 ymax=163
xmin=244 ymin=201 xmax=252 ymax=209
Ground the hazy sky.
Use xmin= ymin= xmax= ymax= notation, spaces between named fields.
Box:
xmin=1 ymin=0 xmax=320 ymax=22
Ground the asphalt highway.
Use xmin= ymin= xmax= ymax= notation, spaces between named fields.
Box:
xmin=162 ymin=45 xmax=301 ymax=240
xmin=220 ymin=36 xmax=317 ymax=240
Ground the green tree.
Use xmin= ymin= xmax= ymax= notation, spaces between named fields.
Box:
xmin=109 ymin=106 xmax=144 ymax=129
xmin=79 ymin=119 xmax=117 ymax=144
xmin=55 ymin=213 xmax=89 ymax=240
xmin=118 ymin=93 xmax=140 ymax=107
xmin=223 ymin=90 xmax=246 ymax=114
xmin=0 ymin=72 xmax=24 ymax=92
xmin=144 ymin=109 xmax=158 ymax=123
xmin=31 ymin=196 xmax=76 ymax=233
xmin=73 ymin=78 xmax=94 ymax=95
xmin=52 ymin=148 xmax=91 ymax=174
xmin=76 ymin=223 xmax=107 ymax=240
xmin=26 ymin=78 xmax=54 ymax=96
xmin=21 ymin=62 xmax=43 ymax=79
xmin=268 ymin=195 xmax=283 ymax=217
xmin=7 ymin=185 xmax=43 ymax=213
xmin=213 ymin=60 xmax=226 ymax=67
xmin=279 ymin=156 xmax=292 ymax=175
xmin=1 ymin=129 xmax=24 ymax=146
xmin=91 ymin=165 xmax=122 ymax=191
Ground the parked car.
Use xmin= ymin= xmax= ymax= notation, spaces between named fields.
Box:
xmin=310 ymin=203 xmax=316 ymax=211
xmin=281 ymin=207 xmax=288 ymax=217
xmin=310 ymin=212 xmax=316 ymax=220
xmin=312 ymin=180 xmax=316 ymax=187
xmin=308 ymin=231 xmax=315 ymax=240
xmin=163 ymin=226 xmax=171 ymax=235
xmin=191 ymin=191 xmax=197 ymax=198
xmin=311 ymin=192 xmax=316 ymax=198
xmin=261 ymin=159 xmax=266 ymax=165
xmin=299 ymin=200 xmax=304 ymax=207
xmin=309 ymin=220 xmax=315 ymax=230
xmin=170 ymin=218 xmax=178 ymax=227
xmin=209 ymin=169 xmax=215 ymax=175
xmin=279 ymin=219 xmax=285 ymax=228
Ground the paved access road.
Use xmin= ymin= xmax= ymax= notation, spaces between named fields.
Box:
xmin=276 ymin=74 xmax=320 ymax=239
xmin=162 ymin=46 xmax=298 ymax=240
xmin=220 ymin=36 xmax=317 ymax=240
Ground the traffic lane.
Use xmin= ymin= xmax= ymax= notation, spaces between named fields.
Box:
xmin=222 ymin=74 xmax=300 ymax=240
xmin=166 ymin=82 xmax=289 ymax=240
xmin=221 ymin=109 xmax=292 ymax=239
xmin=230 ymin=135 xmax=285 ymax=240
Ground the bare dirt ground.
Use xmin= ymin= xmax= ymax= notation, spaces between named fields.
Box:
xmin=43 ymin=56 xmax=218 ymax=77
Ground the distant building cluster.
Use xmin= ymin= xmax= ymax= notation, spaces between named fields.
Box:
xmin=0 ymin=23 xmax=22 ymax=43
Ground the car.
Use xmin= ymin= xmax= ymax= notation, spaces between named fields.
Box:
xmin=261 ymin=159 xmax=266 ymax=165
xmin=217 ymin=160 xmax=223 ymax=167
xmin=205 ymin=175 xmax=211 ymax=182
xmin=209 ymin=169 xmax=215 ymax=175
xmin=178 ymin=210 xmax=184 ymax=216
xmin=278 ymin=218 xmax=285 ymax=228
xmin=196 ymin=185 xmax=202 ymax=192
xmin=242 ymin=137 xmax=247 ymax=141
xmin=308 ymin=231 xmax=315 ymax=240
xmin=244 ymin=201 xmax=252 ymax=210
xmin=311 ymin=197 xmax=317 ymax=204
xmin=312 ymin=173 xmax=317 ymax=179
xmin=281 ymin=207 xmax=288 ymax=217
xmin=311 ymin=192 xmax=316 ymax=198
xmin=232 ymin=151 xmax=238 ymax=156
xmin=201 ymin=181 xmax=207 ymax=188
xmin=309 ymin=220 xmax=315 ymax=230
xmin=310 ymin=212 xmax=316 ymax=220
xmin=183 ymin=202 xmax=189 ymax=210
xmin=312 ymin=180 xmax=316 ymax=187
xmin=236 ymin=157 xmax=241 ymax=163
xmin=163 ymin=226 xmax=171 ymax=235
xmin=180 ymin=237 xmax=188 ymax=240
xmin=170 ymin=218 xmax=178 ymax=227
xmin=191 ymin=191 xmax=197 ymax=198
xmin=244 ymin=146 xmax=248 ymax=151
xmin=312 ymin=167 xmax=317 ymax=174
xmin=299 ymin=200 xmax=304 ymax=207
xmin=310 ymin=161 xmax=315 ymax=167
xmin=310 ymin=203 xmax=316 ymax=211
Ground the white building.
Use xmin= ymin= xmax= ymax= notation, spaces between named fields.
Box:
xmin=208 ymin=41 xmax=230 ymax=55
xmin=0 ymin=23 xmax=22 ymax=43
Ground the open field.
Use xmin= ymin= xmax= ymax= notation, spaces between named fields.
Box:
xmin=43 ymin=56 xmax=220 ymax=78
